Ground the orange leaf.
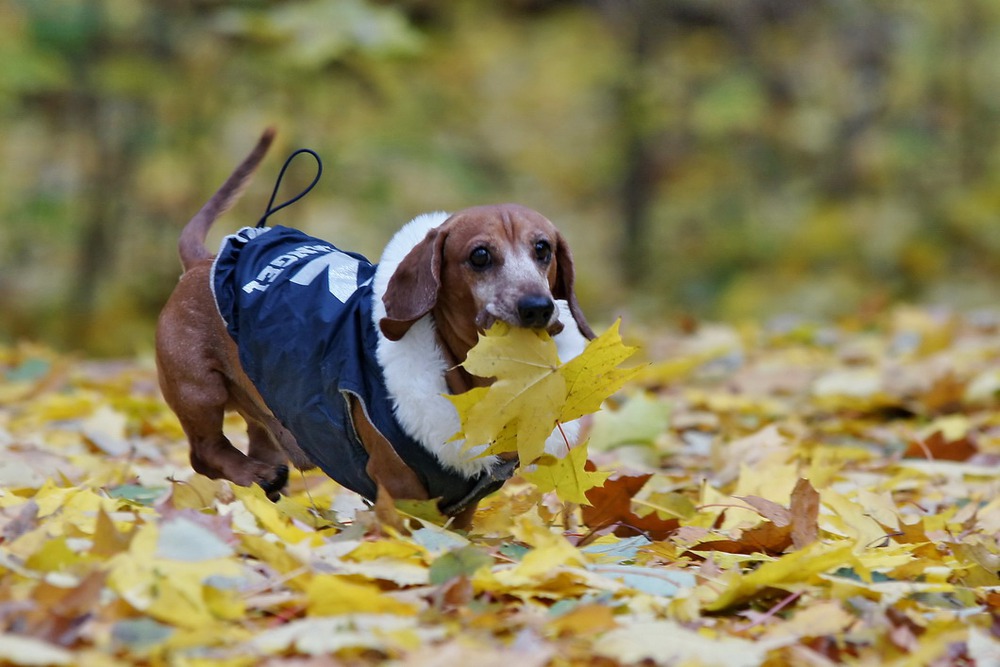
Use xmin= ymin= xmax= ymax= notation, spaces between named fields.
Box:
xmin=582 ymin=471 xmax=678 ymax=540
xmin=904 ymin=430 xmax=977 ymax=462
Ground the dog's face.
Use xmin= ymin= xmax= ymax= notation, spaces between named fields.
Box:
xmin=380 ymin=204 xmax=593 ymax=347
xmin=438 ymin=205 xmax=562 ymax=334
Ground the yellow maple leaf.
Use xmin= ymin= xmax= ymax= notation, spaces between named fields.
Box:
xmin=306 ymin=574 xmax=417 ymax=616
xmin=559 ymin=321 xmax=641 ymax=422
xmin=231 ymin=484 xmax=323 ymax=545
xmin=106 ymin=522 xmax=245 ymax=629
xmin=520 ymin=442 xmax=610 ymax=505
xmin=479 ymin=515 xmax=588 ymax=590
xmin=705 ymin=542 xmax=859 ymax=612
xmin=448 ymin=320 xmax=639 ymax=464
xmin=448 ymin=324 xmax=566 ymax=462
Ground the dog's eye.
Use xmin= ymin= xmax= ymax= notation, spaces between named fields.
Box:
xmin=534 ymin=240 xmax=552 ymax=263
xmin=469 ymin=246 xmax=492 ymax=270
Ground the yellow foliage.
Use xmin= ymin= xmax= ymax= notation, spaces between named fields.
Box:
xmin=305 ymin=575 xmax=417 ymax=616
xmin=107 ymin=522 xmax=246 ymax=629
xmin=3 ymin=308 xmax=1000 ymax=663
xmin=230 ymin=484 xmax=323 ymax=545
xmin=706 ymin=543 xmax=859 ymax=612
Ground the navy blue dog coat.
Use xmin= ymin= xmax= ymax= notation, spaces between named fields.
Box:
xmin=211 ymin=225 xmax=509 ymax=513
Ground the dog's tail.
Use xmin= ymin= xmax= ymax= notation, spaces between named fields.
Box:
xmin=179 ymin=127 xmax=276 ymax=271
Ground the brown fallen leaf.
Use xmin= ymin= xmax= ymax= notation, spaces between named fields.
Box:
xmin=90 ymin=508 xmax=135 ymax=558
xmin=374 ymin=483 xmax=408 ymax=535
xmin=789 ymin=478 xmax=820 ymax=549
xmin=735 ymin=495 xmax=791 ymax=527
xmin=692 ymin=478 xmax=819 ymax=556
xmin=26 ymin=571 xmax=107 ymax=646
xmin=690 ymin=522 xmax=792 ymax=557
xmin=581 ymin=471 xmax=678 ymax=541
xmin=431 ymin=575 xmax=474 ymax=611
xmin=904 ymin=429 xmax=977 ymax=461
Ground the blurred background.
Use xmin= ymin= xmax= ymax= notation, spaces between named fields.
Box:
xmin=3 ymin=0 xmax=1000 ymax=356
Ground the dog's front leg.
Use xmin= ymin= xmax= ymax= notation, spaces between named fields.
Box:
xmin=348 ymin=395 xmax=431 ymax=504
xmin=448 ymin=503 xmax=478 ymax=530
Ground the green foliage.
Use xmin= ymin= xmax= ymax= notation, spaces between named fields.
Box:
xmin=4 ymin=0 xmax=1000 ymax=353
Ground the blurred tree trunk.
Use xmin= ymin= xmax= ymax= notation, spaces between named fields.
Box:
xmin=68 ymin=103 xmax=143 ymax=346
xmin=822 ymin=8 xmax=890 ymax=198
xmin=955 ymin=0 xmax=990 ymax=185
xmin=599 ymin=0 xmax=668 ymax=288
xmin=599 ymin=0 xmax=810 ymax=288
xmin=63 ymin=0 xmax=144 ymax=348
xmin=610 ymin=5 xmax=658 ymax=287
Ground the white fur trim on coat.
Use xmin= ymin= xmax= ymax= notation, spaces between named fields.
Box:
xmin=371 ymin=212 xmax=589 ymax=479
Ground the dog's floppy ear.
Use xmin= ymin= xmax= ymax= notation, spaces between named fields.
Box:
xmin=554 ymin=232 xmax=596 ymax=340
xmin=380 ymin=228 xmax=446 ymax=341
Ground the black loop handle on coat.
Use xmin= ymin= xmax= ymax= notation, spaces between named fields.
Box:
xmin=256 ymin=148 xmax=323 ymax=228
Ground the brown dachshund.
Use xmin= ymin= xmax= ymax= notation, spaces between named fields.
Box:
xmin=156 ymin=129 xmax=594 ymax=527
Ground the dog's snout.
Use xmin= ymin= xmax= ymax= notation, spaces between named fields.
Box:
xmin=517 ymin=295 xmax=555 ymax=329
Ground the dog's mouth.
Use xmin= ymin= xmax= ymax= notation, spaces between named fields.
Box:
xmin=477 ymin=304 xmax=563 ymax=336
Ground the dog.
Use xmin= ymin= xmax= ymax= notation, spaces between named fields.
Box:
xmin=155 ymin=128 xmax=594 ymax=527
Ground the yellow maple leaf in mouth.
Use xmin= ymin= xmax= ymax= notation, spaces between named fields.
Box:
xmin=447 ymin=319 xmax=640 ymax=469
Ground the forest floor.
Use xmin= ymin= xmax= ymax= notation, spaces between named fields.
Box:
xmin=3 ymin=306 xmax=1000 ymax=666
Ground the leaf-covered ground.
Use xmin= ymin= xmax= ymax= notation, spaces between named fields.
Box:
xmin=3 ymin=307 xmax=1000 ymax=666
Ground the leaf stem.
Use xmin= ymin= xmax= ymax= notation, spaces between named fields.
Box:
xmin=555 ymin=420 xmax=571 ymax=455
xmin=631 ymin=497 xmax=691 ymax=519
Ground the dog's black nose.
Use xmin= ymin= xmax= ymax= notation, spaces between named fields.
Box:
xmin=517 ymin=295 xmax=555 ymax=329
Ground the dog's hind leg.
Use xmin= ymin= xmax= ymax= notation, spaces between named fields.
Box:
xmin=163 ymin=369 xmax=288 ymax=498
xmin=244 ymin=418 xmax=287 ymax=468
xmin=243 ymin=419 xmax=291 ymax=499
xmin=232 ymin=387 xmax=314 ymax=486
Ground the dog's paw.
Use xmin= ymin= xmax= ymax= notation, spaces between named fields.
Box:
xmin=260 ymin=464 xmax=289 ymax=502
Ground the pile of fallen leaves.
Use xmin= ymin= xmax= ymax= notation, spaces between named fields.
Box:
xmin=3 ymin=306 xmax=1000 ymax=666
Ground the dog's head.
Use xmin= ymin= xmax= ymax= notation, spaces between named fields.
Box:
xmin=380 ymin=204 xmax=593 ymax=345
